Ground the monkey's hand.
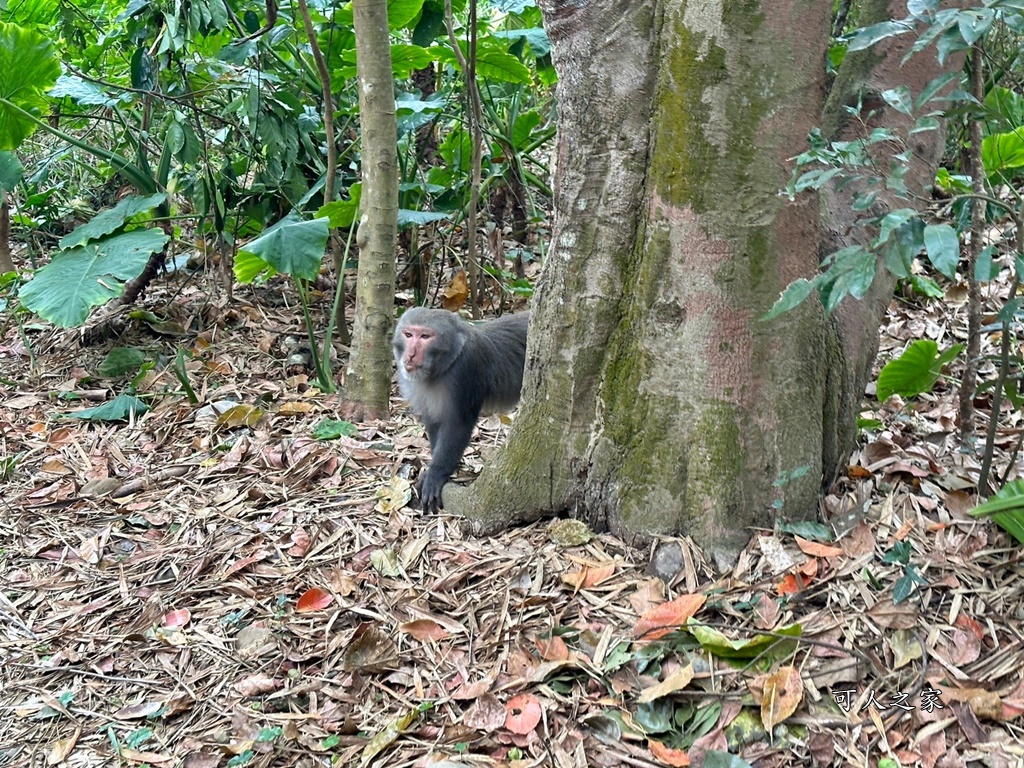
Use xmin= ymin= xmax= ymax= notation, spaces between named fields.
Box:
xmin=417 ymin=468 xmax=448 ymax=513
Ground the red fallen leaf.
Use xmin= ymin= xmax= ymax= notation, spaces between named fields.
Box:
xmin=296 ymin=588 xmax=333 ymax=613
xmin=777 ymin=574 xmax=801 ymax=595
xmin=649 ymin=739 xmax=690 ymax=766
xmin=954 ymin=613 xmax=985 ymax=641
xmin=633 ymin=594 xmax=706 ymax=640
xmin=162 ymin=609 xmax=191 ymax=628
xmin=504 ymin=692 xmax=542 ymax=735
xmin=399 ymin=619 xmax=449 ymax=642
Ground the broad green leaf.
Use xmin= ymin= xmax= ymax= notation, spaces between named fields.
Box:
xmin=388 ymin=0 xmax=427 ymax=29
xmin=318 ymin=183 xmax=362 ymax=228
xmin=907 ymin=0 xmax=938 ymax=16
xmin=910 ymin=8 xmax=958 ymax=53
xmin=511 ymin=109 xmax=543 ymax=150
xmin=916 ymin=73 xmax=958 ymax=110
xmin=847 ymin=21 xmax=913 ymax=52
xmin=776 ymin=521 xmax=833 ymax=541
xmin=844 ymin=248 xmax=878 ymax=299
xmin=389 ymin=43 xmax=433 ymax=77
xmin=0 ymin=150 xmax=23 ymax=191
xmin=876 ymin=339 xmax=963 ymax=400
xmin=908 ymin=274 xmax=943 ymax=298
xmin=63 ymin=393 xmax=150 ymax=422
xmin=98 ymin=347 xmax=148 ymax=378
xmin=957 ymin=8 xmax=995 ymax=44
xmin=489 ymin=27 xmax=551 ymax=57
xmin=981 ymin=131 xmax=1024 ymax=174
xmin=922 ymin=223 xmax=959 ymax=279
xmin=704 ymin=751 xmax=754 ymax=768
xmin=0 ymin=22 xmax=61 ymax=150
xmin=19 ymin=230 xmax=169 ymax=327
xmin=983 ymin=85 xmax=1024 ymax=126
xmin=934 ymin=168 xmax=971 ymax=194
xmin=876 ymin=208 xmax=918 ymax=245
xmin=236 ymin=215 xmax=329 ymax=282
xmin=398 ymin=209 xmax=451 ymax=228
xmin=689 ymin=622 xmax=801 ymax=662
xmin=762 ymin=278 xmax=817 ymax=320
xmin=395 ymin=93 xmax=445 ymax=114
xmin=51 ymin=75 xmax=127 ymax=107
xmin=313 ymin=419 xmax=359 ymax=440
xmin=881 ymin=86 xmax=913 ymax=116
xmin=476 ymin=48 xmax=532 ymax=84
xmin=60 ymin=193 xmax=168 ymax=249
xmin=936 ymin=25 xmax=970 ymax=65
xmin=970 ymin=479 xmax=1024 ymax=545
xmin=976 ymin=245 xmax=999 ymax=282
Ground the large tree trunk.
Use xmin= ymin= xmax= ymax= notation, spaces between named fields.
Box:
xmin=448 ymin=0 xmax=955 ymax=564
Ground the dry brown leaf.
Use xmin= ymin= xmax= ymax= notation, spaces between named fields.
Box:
xmin=114 ymin=700 xmax=164 ymax=720
xmin=46 ymin=728 xmax=81 ymax=765
xmin=760 ymin=667 xmax=803 ymax=729
xmin=441 ymin=270 xmax=470 ymax=310
xmin=341 ymin=622 xmax=398 ymax=672
xmin=120 ymin=749 xmax=173 ymax=764
xmin=868 ymin=600 xmax=919 ymax=630
xmin=233 ymin=673 xmax=281 ymax=697
xmin=841 ymin=521 xmax=876 ymax=557
xmin=464 ymin=693 xmax=506 ymax=731
xmin=400 ymin=619 xmax=449 ymax=642
xmin=534 ymin=634 xmax=570 ymax=662
xmin=794 ymin=536 xmax=844 ymax=558
xmin=637 ymin=663 xmax=695 ymax=704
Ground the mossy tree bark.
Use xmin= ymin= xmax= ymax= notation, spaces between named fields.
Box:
xmin=447 ymin=0 xmax=956 ymax=564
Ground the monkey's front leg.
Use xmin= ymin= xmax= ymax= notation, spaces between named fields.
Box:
xmin=419 ymin=415 xmax=477 ymax=513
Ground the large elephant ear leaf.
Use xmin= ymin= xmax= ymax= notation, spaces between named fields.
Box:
xmin=0 ymin=21 xmax=62 ymax=150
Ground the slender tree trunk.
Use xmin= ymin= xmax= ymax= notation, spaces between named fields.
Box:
xmin=342 ymin=0 xmax=398 ymax=418
xmin=0 ymin=191 xmax=13 ymax=273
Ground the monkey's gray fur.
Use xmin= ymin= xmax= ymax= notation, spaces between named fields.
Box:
xmin=393 ymin=307 xmax=528 ymax=512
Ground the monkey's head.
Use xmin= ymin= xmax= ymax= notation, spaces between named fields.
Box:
xmin=393 ymin=308 xmax=468 ymax=381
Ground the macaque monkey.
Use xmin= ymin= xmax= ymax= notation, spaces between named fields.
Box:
xmin=393 ymin=307 xmax=529 ymax=512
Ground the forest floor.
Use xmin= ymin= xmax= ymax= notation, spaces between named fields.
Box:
xmin=2 ymin=259 xmax=1024 ymax=768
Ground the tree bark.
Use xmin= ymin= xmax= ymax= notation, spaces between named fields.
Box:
xmin=343 ymin=0 xmax=399 ymax=419
xmin=448 ymin=0 xmax=958 ymax=564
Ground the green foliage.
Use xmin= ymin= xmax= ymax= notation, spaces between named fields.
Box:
xmin=971 ymin=480 xmax=1024 ymax=544
xmin=688 ymin=623 xmax=802 ymax=664
xmin=0 ymin=22 xmax=61 ymax=150
xmin=60 ymin=193 xmax=167 ymax=249
xmin=0 ymin=150 xmax=23 ymax=191
xmin=62 ymin=393 xmax=150 ymax=422
xmin=19 ymin=229 xmax=170 ymax=327
xmin=313 ymin=419 xmax=360 ymax=440
xmin=876 ymin=340 xmax=963 ymax=401
xmin=234 ymin=215 xmax=330 ymax=284
xmin=771 ymin=2 xmax=1024 ymax=320
xmin=98 ymin=347 xmax=149 ymax=378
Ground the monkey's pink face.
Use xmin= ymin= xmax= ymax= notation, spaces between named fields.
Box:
xmin=400 ymin=325 xmax=435 ymax=376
